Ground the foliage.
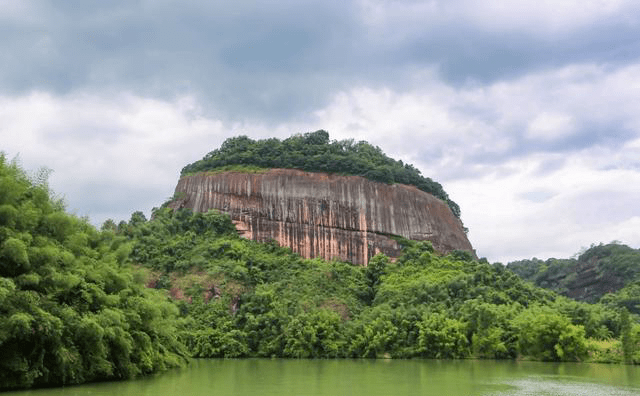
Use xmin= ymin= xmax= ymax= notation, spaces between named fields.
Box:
xmin=585 ymin=338 xmax=624 ymax=363
xmin=506 ymin=242 xmax=640 ymax=363
xmin=5 ymin=150 xmax=639 ymax=391
xmin=180 ymin=130 xmax=461 ymax=218
xmin=417 ymin=312 xmax=469 ymax=358
xmin=601 ymin=282 xmax=640 ymax=315
xmin=507 ymin=243 xmax=640 ymax=313
xmin=120 ymin=210 xmax=627 ymax=363
xmin=513 ymin=305 xmax=587 ymax=361
xmin=0 ymin=155 xmax=187 ymax=390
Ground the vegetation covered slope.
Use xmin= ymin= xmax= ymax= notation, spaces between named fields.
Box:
xmin=0 ymin=156 xmax=187 ymax=390
xmin=4 ymin=154 xmax=640 ymax=390
xmin=180 ymin=130 xmax=461 ymax=218
xmin=120 ymin=207 xmax=640 ymax=363
xmin=507 ymin=243 xmax=640 ymax=313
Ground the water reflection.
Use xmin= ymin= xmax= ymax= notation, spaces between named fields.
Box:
xmin=3 ymin=359 xmax=640 ymax=396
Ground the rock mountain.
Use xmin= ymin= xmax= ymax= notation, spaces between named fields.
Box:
xmin=169 ymin=168 xmax=474 ymax=265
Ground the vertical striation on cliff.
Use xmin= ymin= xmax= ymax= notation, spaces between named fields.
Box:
xmin=169 ymin=169 xmax=474 ymax=265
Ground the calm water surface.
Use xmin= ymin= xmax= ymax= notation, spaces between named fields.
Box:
xmin=5 ymin=359 xmax=640 ymax=396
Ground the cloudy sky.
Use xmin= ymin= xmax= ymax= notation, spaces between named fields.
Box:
xmin=2 ymin=0 xmax=640 ymax=263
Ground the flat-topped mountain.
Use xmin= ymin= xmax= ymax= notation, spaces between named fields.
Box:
xmin=168 ymin=131 xmax=474 ymax=265
xmin=180 ymin=130 xmax=462 ymax=218
xmin=168 ymin=168 xmax=473 ymax=265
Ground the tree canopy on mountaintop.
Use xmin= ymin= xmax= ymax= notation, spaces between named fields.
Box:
xmin=181 ymin=130 xmax=461 ymax=218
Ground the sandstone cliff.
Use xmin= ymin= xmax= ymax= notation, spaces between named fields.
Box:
xmin=169 ymin=169 xmax=474 ymax=265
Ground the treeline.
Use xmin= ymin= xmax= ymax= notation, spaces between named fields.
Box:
xmin=121 ymin=207 xmax=640 ymax=363
xmin=0 ymin=156 xmax=188 ymax=390
xmin=180 ymin=130 xmax=461 ymax=218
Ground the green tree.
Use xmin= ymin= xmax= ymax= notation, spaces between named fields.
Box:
xmin=418 ymin=312 xmax=469 ymax=359
xmin=179 ymin=131 xmax=462 ymax=218
xmin=513 ymin=306 xmax=587 ymax=361
xmin=0 ymin=156 xmax=187 ymax=390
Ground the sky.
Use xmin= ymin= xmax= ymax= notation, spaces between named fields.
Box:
xmin=2 ymin=0 xmax=640 ymax=263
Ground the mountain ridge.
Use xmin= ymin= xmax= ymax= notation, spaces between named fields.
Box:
xmin=507 ymin=242 xmax=640 ymax=312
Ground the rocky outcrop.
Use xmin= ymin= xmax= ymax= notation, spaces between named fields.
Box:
xmin=507 ymin=243 xmax=640 ymax=304
xmin=169 ymin=169 xmax=474 ymax=265
xmin=564 ymin=259 xmax=624 ymax=303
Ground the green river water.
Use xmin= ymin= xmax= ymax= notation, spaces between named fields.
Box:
xmin=5 ymin=359 xmax=640 ymax=396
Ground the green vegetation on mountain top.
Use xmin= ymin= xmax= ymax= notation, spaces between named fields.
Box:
xmin=180 ymin=130 xmax=461 ymax=218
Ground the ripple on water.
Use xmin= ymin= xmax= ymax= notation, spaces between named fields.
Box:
xmin=488 ymin=376 xmax=640 ymax=396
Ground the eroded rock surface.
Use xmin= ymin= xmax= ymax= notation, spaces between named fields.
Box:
xmin=169 ymin=169 xmax=474 ymax=265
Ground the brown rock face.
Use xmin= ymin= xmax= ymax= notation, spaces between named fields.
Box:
xmin=169 ymin=169 xmax=474 ymax=265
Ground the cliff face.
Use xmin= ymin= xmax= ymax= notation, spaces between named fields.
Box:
xmin=563 ymin=259 xmax=624 ymax=303
xmin=507 ymin=243 xmax=640 ymax=304
xmin=169 ymin=169 xmax=474 ymax=265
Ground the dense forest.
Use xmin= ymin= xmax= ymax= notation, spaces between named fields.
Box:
xmin=115 ymin=208 xmax=640 ymax=364
xmin=2 ymin=153 xmax=640 ymax=390
xmin=180 ymin=130 xmax=461 ymax=218
xmin=0 ymin=156 xmax=188 ymax=390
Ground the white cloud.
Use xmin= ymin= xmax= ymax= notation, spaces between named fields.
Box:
xmin=2 ymin=60 xmax=640 ymax=262
xmin=0 ymin=91 xmax=229 ymax=223
xmin=358 ymin=0 xmax=640 ymax=37
xmin=461 ymin=0 xmax=639 ymax=34
xmin=447 ymin=149 xmax=640 ymax=262
xmin=526 ymin=112 xmax=575 ymax=141
xmin=305 ymin=63 xmax=640 ymax=174
xmin=294 ymin=61 xmax=640 ymax=261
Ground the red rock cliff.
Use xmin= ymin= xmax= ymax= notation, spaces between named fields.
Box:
xmin=169 ymin=169 xmax=474 ymax=265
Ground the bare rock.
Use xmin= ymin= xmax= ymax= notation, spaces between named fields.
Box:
xmin=169 ymin=169 xmax=474 ymax=265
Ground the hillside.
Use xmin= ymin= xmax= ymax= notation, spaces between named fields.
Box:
xmin=121 ymin=207 xmax=637 ymax=363
xmin=507 ymin=243 xmax=640 ymax=313
xmin=3 ymin=154 xmax=640 ymax=390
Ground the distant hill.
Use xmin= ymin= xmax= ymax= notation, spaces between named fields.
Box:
xmin=507 ymin=243 xmax=640 ymax=313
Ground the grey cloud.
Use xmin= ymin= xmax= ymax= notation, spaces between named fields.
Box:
xmin=517 ymin=190 xmax=556 ymax=203
xmin=533 ymin=157 xmax=567 ymax=176
xmin=54 ymin=176 xmax=175 ymax=225
xmin=0 ymin=1 xmax=362 ymax=121
xmin=3 ymin=0 xmax=640 ymax=123
xmin=440 ymin=125 xmax=637 ymax=182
